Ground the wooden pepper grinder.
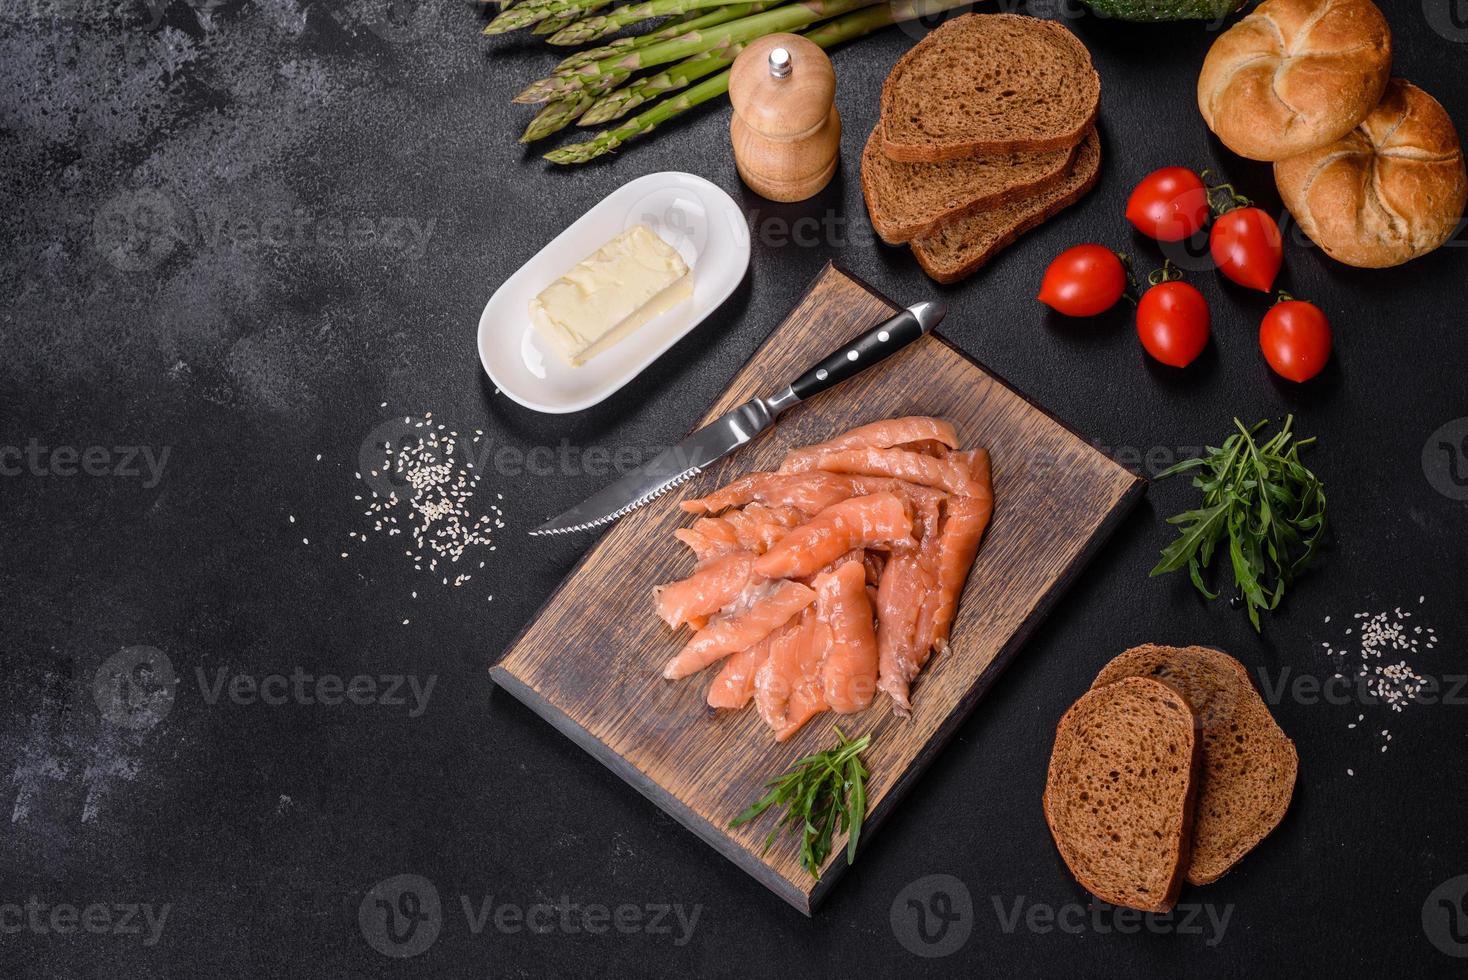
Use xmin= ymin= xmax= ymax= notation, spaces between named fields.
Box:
xmin=728 ymin=34 xmax=841 ymax=203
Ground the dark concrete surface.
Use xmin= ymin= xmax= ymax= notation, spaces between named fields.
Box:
xmin=2 ymin=1 xmax=1467 ymax=976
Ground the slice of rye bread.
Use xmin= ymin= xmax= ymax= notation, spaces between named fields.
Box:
xmin=910 ymin=128 xmax=1100 ymax=284
xmin=1092 ymin=645 xmax=1298 ymax=886
xmin=1043 ymin=676 xmax=1201 ymax=914
xmin=880 ymin=13 xmax=1101 ymax=162
xmin=860 ymin=126 xmax=1081 ymax=244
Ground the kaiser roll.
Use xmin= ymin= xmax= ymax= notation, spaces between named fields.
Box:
xmin=1198 ymin=0 xmax=1391 ymax=162
xmin=1274 ymin=79 xmax=1468 ymax=268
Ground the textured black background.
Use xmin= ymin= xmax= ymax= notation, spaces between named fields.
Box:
xmin=3 ymin=0 xmax=1467 ymax=976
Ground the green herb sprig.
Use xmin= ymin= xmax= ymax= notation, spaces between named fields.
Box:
xmin=729 ymin=728 xmax=870 ymax=878
xmin=1150 ymin=416 xmax=1327 ymax=631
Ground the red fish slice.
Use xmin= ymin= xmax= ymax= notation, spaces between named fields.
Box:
xmin=874 ymin=552 xmax=936 ymax=714
xmin=915 ymin=449 xmax=993 ymax=655
xmin=663 ymin=579 xmax=816 ymax=680
xmin=779 ymin=417 xmax=959 ymax=473
xmin=813 ymin=447 xmax=980 ymax=496
xmin=754 ymin=492 xmax=915 ymax=580
xmin=707 ymin=630 xmax=777 ymax=710
xmin=815 ymin=561 xmax=879 ymax=714
xmin=652 ymin=551 xmax=760 ymax=630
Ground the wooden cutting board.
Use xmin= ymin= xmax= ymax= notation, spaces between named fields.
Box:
xmin=491 ymin=263 xmax=1145 ymax=914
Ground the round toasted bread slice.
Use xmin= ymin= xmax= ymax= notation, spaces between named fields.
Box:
xmin=1092 ymin=644 xmax=1298 ymax=885
xmin=1044 ymin=676 xmax=1201 ymax=913
xmin=880 ymin=13 xmax=1101 ymax=162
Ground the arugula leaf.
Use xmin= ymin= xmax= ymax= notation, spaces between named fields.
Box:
xmin=730 ymin=728 xmax=872 ymax=879
xmin=1151 ymin=416 xmax=1327 ymax=631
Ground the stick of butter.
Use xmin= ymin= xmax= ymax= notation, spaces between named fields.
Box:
xmin=529 ymin=224 xmax=693 ymax=367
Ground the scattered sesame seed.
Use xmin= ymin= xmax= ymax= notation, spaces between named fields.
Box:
xmin=1347 ymin=769 xmax=1354 ymax=776
xmin=302 ymin=537 xmax=309 ymax=545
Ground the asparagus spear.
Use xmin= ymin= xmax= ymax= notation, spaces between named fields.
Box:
xmin=520 ymin=0 xmax=881 ymax=103
xmin=549 ymin=0 xmax=760 ymax=46
xmin=521 ymin=92 xmax=598 ymax=142
xmin=533 ymin=8 xmax=587 ymax=34
xmin=548 ymin=0 xmax=975 ymax=162
xmin=549 ymin=3 xmax=766 ymax=75
xmin=580 ymin=41 xmax=742 ymax=125
xmin=486 ymin=0 xmax=748 ymax=35
xmin=545 ymin=70 xmax=733 ymax=165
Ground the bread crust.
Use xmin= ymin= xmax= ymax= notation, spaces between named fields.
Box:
xmin=880 ymin=13 xmax=1100 ymax=162
xmin=1274 ymin=78 xmax=1468 ymax=268
xmin=1093 ymin=644 xmax=1299 ymax=886
xmin=1197 ymin=0 xmax=1392 ymax=161
xmin=910 ymin=131 xmax=1102 ymax=284
xmin=860 ymin=127 xmax=1082 ymax=245
xmin=1043 ymin=676 xmax=1202 ymax=914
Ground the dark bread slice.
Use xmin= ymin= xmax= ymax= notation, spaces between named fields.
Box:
xmin=880 ymin=13 xmax=1101 ymax=162
xmin=1044 ymin=676 xmax=1201 ymax=913
xmin=1092 ymin=645 xmax=1298 ymax=886
xmin=860 ymin=126 xmax=1080 ymax=244
xmin=910 ymin=128 xmax=1100 ymax=284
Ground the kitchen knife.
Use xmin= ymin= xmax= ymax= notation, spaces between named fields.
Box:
xmin=529 ymin=300 xmax=946 ymax=536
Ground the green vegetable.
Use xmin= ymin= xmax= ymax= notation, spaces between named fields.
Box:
xmin=1082 ymin=0 xmax=1245 ymax=21
xmin=544 ymin=69 xmax=731 ymax=163
xmin=545 ymin=0 xmax=973 ymax=162
xmin=549 ymin=5 xmax=767 ymax=76
xmin=1151 ymin=416 xmax=1327 ymax=631
xmin=518 ymin=0 xmax=881 ymax=105
xmin=729 ymin=728 xmax=870 ymax=878
xmin=549 ymin=0 xmax=757 ymax=46
xmin=520 ymin=92 xmax=598 ymax=142
xmin=578 ymin=2 xmax=915 ymax=127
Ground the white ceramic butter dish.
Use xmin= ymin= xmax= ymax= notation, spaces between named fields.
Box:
xmin=478 ymin=172 xmax=751 ymax=414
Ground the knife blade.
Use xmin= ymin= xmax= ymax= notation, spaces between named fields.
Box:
xmin=529 ymin=300 xmax=946 ymax=537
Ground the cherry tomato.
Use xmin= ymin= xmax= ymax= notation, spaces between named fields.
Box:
xmin=1210 ymin=207 xmax=1283 ymax=292
xmin=1125 ymin=167 xmax=1210 ymax=242
xmin=1038 ymin=245 xmax=1128 ymax=316
xmin=1137 ymin=281 xmax=1210 ymax=367
xmin=1260 ymin=299 xmax=1331 ymax=382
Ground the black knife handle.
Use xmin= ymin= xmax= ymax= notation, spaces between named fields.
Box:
xmin=788 ymin=306 xmax=933 ymax=403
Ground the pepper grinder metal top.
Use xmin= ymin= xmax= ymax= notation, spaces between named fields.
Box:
xmin=728 ymin=33 xmax=840 ymax=203
xmin=768 ymin=47 xmax=792 ymax=78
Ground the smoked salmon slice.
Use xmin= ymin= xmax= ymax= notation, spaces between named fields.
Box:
xmin=660 ymin=419 xmax=995 ymax=738
xmin=653 ymin=550 xmax=760 ymax=630
xmin=675 ymin=503 xmax=802 ymax=562
xmin=812 ymin=447 xmax=980 ymax=496
xmin=754 ymin=492 xmax=915 ymax=580
xmin=681 ymin=472 xmax=863 ymax=517
xmin=754 ymin=608 xmax=831 ymax=742
xmin=663 ymin=579 xmax=815 ymax=680
xmin=707 ymin=631 xmax=775 ymax=710
xmin=915 ymin=449 xmax=993 ymax=655
xmin=779 ymin=417 xmax=958 ymax=473
xmin=874 ymin=553 xmax=935 ymax=714
xmin=815 ymin=561 xmax=879 ymax=713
